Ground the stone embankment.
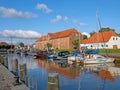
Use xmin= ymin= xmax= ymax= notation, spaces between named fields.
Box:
xmin=100 ymin=53 xmax=120 ymax=60
xmin=0 ymin=63 xmax=29 ymax=90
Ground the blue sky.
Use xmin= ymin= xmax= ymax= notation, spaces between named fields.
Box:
xmin=0 ymin=0 xmax=120 ymax=44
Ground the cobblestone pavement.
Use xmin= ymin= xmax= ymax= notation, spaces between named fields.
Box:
xmin=0 ymin=63 xmax=29 ymax=90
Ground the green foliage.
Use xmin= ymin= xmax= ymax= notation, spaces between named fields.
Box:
xmin=83 ymin=35 xmax=88 ymax=39
xmin=118 ymin=33 xmax=120 ymax=37
xmin=54 ymin=49 xmax=75 ymax=53
xmin=99 ymin=49 xmax=120 ymax=53
xmin=90 ymin=31 xmax=96 ymax=36
xmin=99 ymin=27 xmax=115 ymax=32
xmin=19 ymin=42 xmax=24 ymax=47
xmin=72 ymin=39 xmax=79 ymax=49
xmin=0 ymin=44 xmax=14 ymax=49
xmin=46 ymin=43 xmax=52 ymax=50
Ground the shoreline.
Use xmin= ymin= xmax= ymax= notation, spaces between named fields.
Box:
xmin=100 ymin=53 xmax=120 ymax=60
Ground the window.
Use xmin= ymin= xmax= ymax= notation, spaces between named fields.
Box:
xmin=106 ymin=45 xmax=108 ymax=47
xmin=113 ymin=37 xmax=115 ymax=40
xmin=101 ymin=45 xmax=103 ymax=47
xmin=116 ymin=38 xmax=118 ymax=40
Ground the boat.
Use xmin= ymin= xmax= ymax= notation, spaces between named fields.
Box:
xmin=68 ymin=54 xmax=114 ymax=64
xmin=34 ymin=50 xmax=48 ymax=59
xmin=83 ymin=54 xmax=114 ymax=64
xmin=48 ymin=51 xmax=70 ymax=61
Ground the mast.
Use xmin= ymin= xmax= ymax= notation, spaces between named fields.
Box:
xmin=96 ymin=11 xmax=99 ymax=49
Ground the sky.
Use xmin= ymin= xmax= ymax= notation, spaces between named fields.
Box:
xmin=0 ymin=0 xmax=120 ymax=44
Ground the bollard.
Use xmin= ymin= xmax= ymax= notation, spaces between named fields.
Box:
xmin=0 ymin=56 xmax=4 ymax=64
xmin=3 ymin=56 xmax=8 ymax=68
xmin=12 ymin=59 xmax=18 ymax=76
xmin=48 ymin=73 xmax=59 ymax=90
xmin=20 ymin=64 xmax=27 ymax=83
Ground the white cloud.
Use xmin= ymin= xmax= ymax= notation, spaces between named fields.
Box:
xmin=0 ymin=30 xmax=41 ymax=39
xmin=36 ymin=3 xmax=52 ymax=13
xmin=63 ymin=16 xmax=68 ymax=21
xmin=51 ymin=15 xmax=62 ymax=23
xmin=82 ymin=32 xmax=90 ymax=38
xmin=78 ymin=23 xmax=88 ymax=27
xmin=0 ymin=6 xmax=37 ymax=18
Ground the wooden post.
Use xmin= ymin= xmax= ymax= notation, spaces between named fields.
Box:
xmin=20 ymin=64 xmax=27 ymax=83
xmin=12 ymin=59 xmax=18 ymax=76
xmin=48 ymin=73 xmax=59 ymax=90
xmin=3 ymin=56 xmax=8 ymax=68
xmin=0 ymin=55 xmax=4 ymax=64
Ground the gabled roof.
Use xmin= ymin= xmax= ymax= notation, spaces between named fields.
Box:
xmin=81 ymin=30 xmax=117 ymax=44
xmin=37 ymin=28 xmax=78 ymax=42
xmin=36 ymin=35 xmax=47 ymax=42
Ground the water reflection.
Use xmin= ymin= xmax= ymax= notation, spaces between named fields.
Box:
xmin=7 ymin=54 xmax=120 ymax=90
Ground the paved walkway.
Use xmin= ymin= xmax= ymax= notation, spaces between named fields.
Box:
xmin=0 ymin=63 xmax=29 ymax=90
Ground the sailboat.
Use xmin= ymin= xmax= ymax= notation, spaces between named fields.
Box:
xmin=68 ymin=12 xmax=115 ymax=64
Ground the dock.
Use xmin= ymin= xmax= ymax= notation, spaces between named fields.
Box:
xmin=0 ymin=63 xmax=29 ymax=90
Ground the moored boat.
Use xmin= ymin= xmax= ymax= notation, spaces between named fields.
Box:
xmin=68 ymin=54 xmax=115 ymax=64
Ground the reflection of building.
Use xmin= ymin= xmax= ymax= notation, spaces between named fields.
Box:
xmin=36 ymin=28 xmax=83 ymax=50
xmin=36 ymin=60 xmax=82 ymax=79
xmin=48 ymin=73 xmax=59 ymax=90
xmin=84 ymin=63 xmax=120 ymax=81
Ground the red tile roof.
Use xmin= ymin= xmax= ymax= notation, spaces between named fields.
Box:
xmin=37 ymin=28 xmax=78 ymax=42
xmin=0 ymin=42 xmax=8 ymax=45
xmin=81 ymin=30 xmax=117 ymax=44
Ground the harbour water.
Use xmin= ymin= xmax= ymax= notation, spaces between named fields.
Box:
xmin=7 ymin=53 xmax=120 ymax=90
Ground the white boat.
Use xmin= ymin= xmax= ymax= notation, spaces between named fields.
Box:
xmin=67 ymin=54 xmax=115 ymax=64
xmin=67 ymin=55 xmax=83 ymax=64
xmin=83 ymin=54 xmax=115 ymax=64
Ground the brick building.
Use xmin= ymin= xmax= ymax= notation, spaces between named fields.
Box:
xmin=36 ymin=28 xmax=83 ymax=50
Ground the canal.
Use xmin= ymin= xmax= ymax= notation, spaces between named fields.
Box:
xmin=7 ymin=53 xmax=120 ymax=90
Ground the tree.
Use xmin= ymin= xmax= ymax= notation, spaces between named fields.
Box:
xmin=83 ymin=35 xmax=88 ymax=39
xmin=99 ymin=27 xmax=115 ymax=32
xmin=118 ymin=33 xmax=120 ymax=37
xmin=46 ymin=43 xmax=52 ymax=50
xmin=90 ymin=31 xmax=96 ymax=36
xmin=19 ymin=42 xmax=24 ymax=47
xmin=72 ymin=39 xmax=79 ymax=49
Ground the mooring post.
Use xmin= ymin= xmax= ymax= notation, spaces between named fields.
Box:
xmin=12 ymin=59 xmax=18 ymax=76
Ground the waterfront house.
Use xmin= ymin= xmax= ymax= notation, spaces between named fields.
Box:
xmin=36 ymin=28 xmax=83 ymax=50
xmin=80 ymin=30 xmax=120 ymax=49
xmin=0 ymin=42 xmax=8 ymax=45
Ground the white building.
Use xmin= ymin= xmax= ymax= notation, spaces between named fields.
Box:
xmin=80 ymin=30 xmax=120 ymax=49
